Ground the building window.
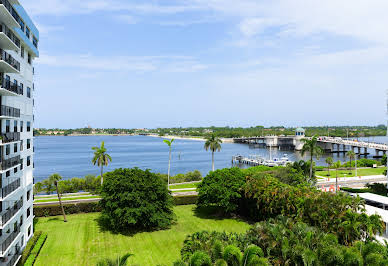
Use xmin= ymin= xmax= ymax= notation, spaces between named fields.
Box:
xmin=27 ymin=190 xmax=31 ymax=201
xmin=14 ymin=120 xmax=17 ymax=132
xmin=5 ymin=171 xmax=9 ymax=177
xmin=27 ymin=225 xmax=31 ymax=236
xmin=33 ymin=37 xmax=38 ymax=48
xmin=6 ymin=144 xmax=10 ymax=155
xmin=28 ymin=53 xmax=31 ymax=65
xmin=20 ymin=140 xmax=23 ymax=151
xmin=20 ymin=121 xmax=23 ymax=132
xmin=20 ymin=158 xmax=23 ymax=170
xmin=5 ymin=120 xmax=10 ymax=133
xmin=21 ymin=46 xmax=24 ymax=58
xmin=27 ymin=156 xmax=30 ymax=166
xmin=27 ymin=139 xmax=30 ymax=149
xmin=20 ymin=83 xmax=23 ymax=95
xmin=27 ymin=87 xmax=31 ymax=98
xmin=13 ymin=167 xmax=17 ymax=174
xmin=19 ymin=19 xmax=25 ymax=32
xmin=19 ymin=215 xmax=23 ymax=226
xmin=27 ymin=122 xmax=31 ymax=132
xmin=13 ymin=143 xmax=17 ymax=153
xmin=26 ymin=27 xmax=30 ymax=39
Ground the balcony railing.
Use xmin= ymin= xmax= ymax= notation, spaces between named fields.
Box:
xmin=1 ymin=224 xmax=20 ymax=255
xmin=6 ymin=252 xmax=21 ymax=266
xmin=0 ymin=0 xmax=18 ymax=22
xmin=0 ymin=78 xmax=23 ymax=95
xmin=0 ymin=49 xmax=19 ymax=72
xmin=0 ymin=105 xmax=20 ymax=118
xmin=1 ymin=133 xmax=20 ymax=143
xmin=0 ymin=23 xmax=20 ymax=48
xmin=0 ymin=199 xmax=22 ymax=226
xmin=1 ymin=156 xmax=20 ymax=173
xmin=1 ymin=178 xmax=20 ymax=199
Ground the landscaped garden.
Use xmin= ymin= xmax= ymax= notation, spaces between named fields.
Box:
xmin=33 ymin=205 xmax=249 ymax=265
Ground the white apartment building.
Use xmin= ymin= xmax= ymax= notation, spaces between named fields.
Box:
xmin=0 ymin=1 xmax=38 ymax=265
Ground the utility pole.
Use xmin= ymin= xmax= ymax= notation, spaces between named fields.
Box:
xmin=386 ymin=90 xmax=388 ymax=192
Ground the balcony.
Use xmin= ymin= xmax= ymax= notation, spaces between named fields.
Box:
xmin=0 ymin=79 xmax=22 ymax=97
xmin=1 ymin=133 xmax=20 ymax=144
xmin=0 ymin=50 xmax=19 ymax=73
xmin=0 ymin=178 xmax=20 ymax=199
xmin=0 ymin=0 xmax=19 ymax=29
xmin=0 ymin=24 xmax=19 ymax=51
xmin=6 ymin=252 xmax=21 ymax=266
xmin=0 ymin=105 xmax=20 ymax=118
xmin=0 ymin=199 xmax=22 ymax=227
xmin=0 ymin=224 xmax=21 ymax=257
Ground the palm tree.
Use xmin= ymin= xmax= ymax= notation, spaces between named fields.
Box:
xmin=49 ymin=173 xmax=67 ymax=222
xmin=96 ymin=253 xmax=133 ymax=266
xmin=325 ymin=157 xmax=333 ymax=177
xmin=163 ymin=138 xmax=174 ymax=189
xmin=346 ymin=150 xmax=355 ymax=174
xmin=333 ymin=161 xmax=342 ymax=193
xmin=301 ymin=136 xmax=323 ymax=181
xmin=92 ymin=141 xmax=112 ymax=185
xmin=204 ymin=134 xmax=222 ymax=171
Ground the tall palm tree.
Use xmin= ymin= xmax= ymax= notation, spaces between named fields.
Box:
xmin=325 ymin=157 xmax=333 ymax=177
xmin=204 ymin=134 xmax=222 ymax=171
xmin=96 ymin=253 xmax=133 ymax=266
xmin=92 ymin=141 xmax=112 ymax=185
xmin=301 ymin=136 xmax=323 ymax=181
xmin=346 ymin=150 xmax=355 ymax=174
xmin=333 ymin=161 xmax=342 ymax=193
xmin=163 ymin=138 xmax=174 ymax=189
xmin=49 ymin=173 xmax=67 ymax=222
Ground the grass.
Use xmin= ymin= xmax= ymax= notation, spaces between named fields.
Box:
xmin=34 ymin=195 xmax=101 ymax=203
xmin=35 ymin=192 xmax=91 ymax=199
xmin=317 ymin=167 xmax=386 ymax=178
xmin=171 ymin=189 xmax=197 ymax=193
xmin=34 ymin=205 xmax=249 ymax=266
xmin=169 ymin=182 xmax=200 ymax=190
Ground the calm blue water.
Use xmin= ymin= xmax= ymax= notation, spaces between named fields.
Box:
xmin=33 ymin=135 xmax=387 ymax=182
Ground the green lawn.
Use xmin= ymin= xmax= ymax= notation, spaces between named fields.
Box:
xmin=317 ymin=167 xmax=386 ymax=178
xmin=169 ymin=182 xmax=200 ymax=190
xmin=34 ymin=205 xmax=249 ymax=266
xmin=34 ymin=195 xmax=101 ymax=203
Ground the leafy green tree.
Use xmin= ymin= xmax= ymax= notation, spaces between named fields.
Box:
xmin=204 ymin=134 xmax=222 ymax=171
xmin=92 ymin=141 xmax=112 ymax=185
xmin=96 ymin=253 xmax=133 ymax=266
xmin=49 ymin=173 xmax=67 ymax=222
xmin=325 ymin=157 xmax=333 ymax=177
xmin=189 ymin=251 xmax=212 ymax=266
xmin=42 ymin=179 xmax=55 ymax=194
xmin=163 ymin=138 xmax=174 ymax=188
xmin=346 ymin=150 xmax=356 ymax=174
xmin=100 ymin=168 xmax=174 ymax=232
xmin=33 ymin=182 xmax=43 ymax=195
xmin=301 ymin=136 xmax=323 ymax=182
xmin=223 ymin=245 xmax=242 ymax=266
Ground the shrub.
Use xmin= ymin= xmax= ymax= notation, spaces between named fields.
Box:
xmin=20 ymin=231 xmax=42 ymax=265
xmin=197 ymin=168 xmax=245 ymax=214
xmin=189 ymin=251 xmax=212 ymax=266
xmin=24 ymin=232 xmax=48 ymax=266
xmin=223 ymin=245 xmax=242 ymax=266
xmin=366 ymin=183 xmax=388 ymax=196
xmin=214 ymin=259 xmax=227 ymax=266
xmin=173 ymin=261 xmax=187 ymax=266
xmin=100 ymin=168 xmax=174 ymax=232
xmin=242 ymin=245 xmax=264 ymax=265
xmin=34 ymin=202 xmax=102 ymax=217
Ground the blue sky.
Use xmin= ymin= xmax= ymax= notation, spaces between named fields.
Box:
xmin=22 ymin=0 xmax=388 ymax=128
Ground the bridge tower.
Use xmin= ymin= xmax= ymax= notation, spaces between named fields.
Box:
xmin=294 ymin=127 xmax=305 ymax=150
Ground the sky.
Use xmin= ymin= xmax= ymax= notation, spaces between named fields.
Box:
xmin=21 ymin=0 xmax=388 ymax=128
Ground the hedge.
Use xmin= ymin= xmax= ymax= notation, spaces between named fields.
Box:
xmin=34 ymin=195 xmax=198 ymax=217
xmin=24 ymin=232 xmax=47 ymax=266
xmin=19 ymin=231 xmax=42 ymax=265
xmin=341 ymin=187 xmax=372 ymax=194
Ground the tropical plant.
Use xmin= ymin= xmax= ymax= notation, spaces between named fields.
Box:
xmin=99 ymin=168 xmax=174 ymax=232
xmin=92 ymin=141 xmax=112 ymax=185
xmin=333 ymin=161 xmax=342 ymax=192
xmin=204 ymin=134 xmax=222 ymax=171
xmin=48 ymin=173 xmax=67 ymax=222
xmin=163 ymin=138 xmax=174 ymax=188
xmin=301 ymin=136 xmax=323 ymax=182
xmin=325 ymin=157 xmax=333 ymax=177
xmin=346 ymin=150 xmax=356 ymax=174
xmin=96 ymin=253 xmax=133 ymax=266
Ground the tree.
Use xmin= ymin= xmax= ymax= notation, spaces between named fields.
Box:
xmin=49 ymin=173 xmax=67 ymax=222
xmin=204 ymin=134 xmax=222 ymax=171
xmin=96 ymin=253 xmax=133 ymax=266
xmin=301 ymin=136 xmax=323 ymax=182
xmin=163 ymin=138 xmax=174 ymax=189
xmin=100 ymin=168 xmax=174 ymax=232
xmin=333 ymin=161 xmax=342 ymax=193
xmin=42 ymin=179 xmax=55 ymax=195
xmin=346 ymin=150 xmax=355 ymax=174
xmin=92 ymin=141 xmax=112 ymax=185
xmin=325 ymin=157 xmax=333 ymax=177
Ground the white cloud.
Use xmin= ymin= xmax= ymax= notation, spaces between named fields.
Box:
xmin=239 ymin=18 xmax=278 ymax=37
xmin=115 ymin=15 xmax=137 ymax=24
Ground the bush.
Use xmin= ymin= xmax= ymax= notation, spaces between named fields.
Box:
xmin=366 ymin=183 xmax=388 ymax=196
xmin=24 ymin=232 xmax=48 ymax=266
xmin=189 ymin=251 xmax=212 ymax=266
xmin=100 ymin=168 xmax=174 ymax=232
xmin=158 ymin=170 xmax=202 ymax=184
xmin=223 ymin=245 xmax=242 ymax=266
xmin=242 ymin=245 xmax=264 ymax=265
xmin=19 ymin=231 xmax=42 ymax=265
xmin=34 ymin=202 xmax=102 ymax=217
xmin=197 ymin=168 xmax=245 ymax=214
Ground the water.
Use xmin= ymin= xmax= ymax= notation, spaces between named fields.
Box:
xmin=33 ymin=135 xmax=387 ymax=182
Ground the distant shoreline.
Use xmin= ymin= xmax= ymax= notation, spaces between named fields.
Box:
xmin=147 ymin=134 xmax=235 ymax=143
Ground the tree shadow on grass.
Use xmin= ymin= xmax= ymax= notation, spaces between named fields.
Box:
xmin=47 ymin=217 xmax=61 ymax=222
xmin=194 ymin=206 xmax=254 ymax=224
